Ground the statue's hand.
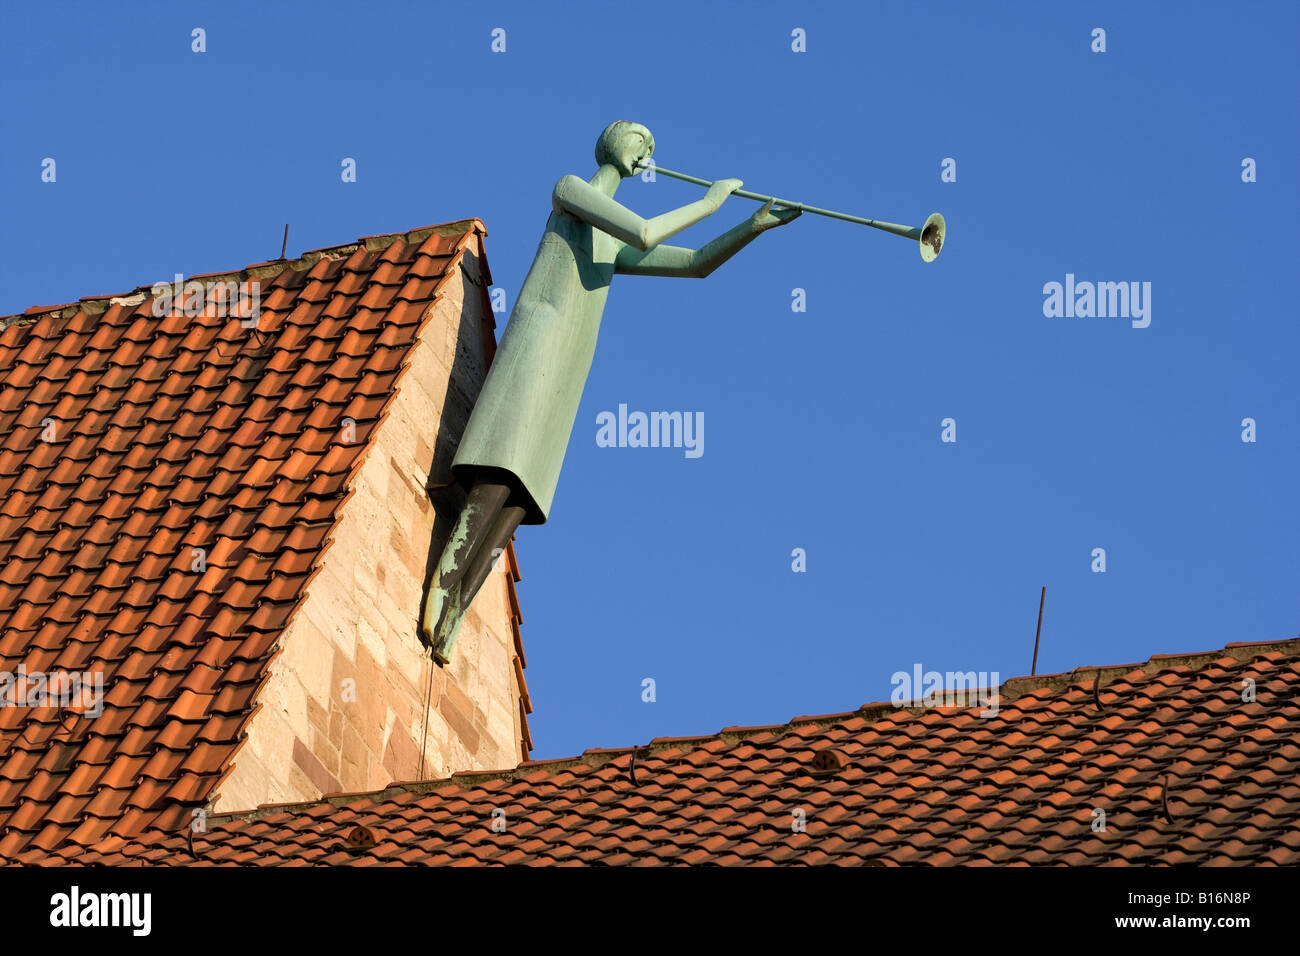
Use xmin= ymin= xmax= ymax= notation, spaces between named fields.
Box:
xmin=704 ymin=178 xmax=743 ymax=210
xmin=751 ymin=198 xmax=802 ymax=231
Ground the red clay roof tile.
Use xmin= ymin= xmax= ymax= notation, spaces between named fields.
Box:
xmin=0 ymin=221 xmax=492 ymax=855
xmin=13 ymin=639 xmax=1297 ymax=866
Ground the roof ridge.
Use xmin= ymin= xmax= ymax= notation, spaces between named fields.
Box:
xmin=200 ymin=635 xmax=1299 ymax=829
xmin=0 ymin=219 xmax=487 ymax=326
xmin=996 ymin=637 xmax=1300 ymax=700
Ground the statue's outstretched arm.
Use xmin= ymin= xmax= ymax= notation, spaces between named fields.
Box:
xmin=614 ymin=200 xmax=802 ymax=277
xmin=552 ymin=175 xmax=740 ymax=251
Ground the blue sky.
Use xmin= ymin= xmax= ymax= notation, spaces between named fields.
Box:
xmin=2 ymin=1 xmax=1295 ymax=760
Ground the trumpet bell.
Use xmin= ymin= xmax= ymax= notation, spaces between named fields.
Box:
xmin=919 ymin=212 xmax=945 ymax=263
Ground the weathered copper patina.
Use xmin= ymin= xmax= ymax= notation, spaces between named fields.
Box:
xmin=423 ymin=121 xmax=800 ymax=661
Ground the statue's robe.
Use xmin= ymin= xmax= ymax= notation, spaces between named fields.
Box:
xmin=451 ymin=184 xmax=620 ymax=524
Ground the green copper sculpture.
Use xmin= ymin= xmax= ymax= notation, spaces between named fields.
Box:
xmin=421 ymin=121 xmax=800 ymax=661
xmin=422 ymin=120 xmax=945 ymax=661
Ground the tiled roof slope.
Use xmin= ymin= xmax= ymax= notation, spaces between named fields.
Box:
xmin=15 ymin=639 xmax=1299 ymax=865
xmin=0 ymin=221 xmax=505 ymax=855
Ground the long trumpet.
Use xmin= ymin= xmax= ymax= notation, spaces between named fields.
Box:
xmin=632 ymin=160 xmax=946 ymax=262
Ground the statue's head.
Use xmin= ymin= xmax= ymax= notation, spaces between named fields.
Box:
xmin=595 ymin=121 xmax=654 ymax=177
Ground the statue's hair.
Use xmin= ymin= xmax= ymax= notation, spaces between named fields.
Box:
xmin=595 ymin=121 xmax=654 ymax=169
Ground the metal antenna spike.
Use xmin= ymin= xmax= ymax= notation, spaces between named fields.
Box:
xmin=1031 ymin=586 xmax=1046 ymax=676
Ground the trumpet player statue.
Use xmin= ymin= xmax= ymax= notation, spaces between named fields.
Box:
xmin=422 ymin=120 xmax=801 ymax=661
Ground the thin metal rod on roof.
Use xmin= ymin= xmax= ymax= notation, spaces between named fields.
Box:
xmin=280 ymin=224 xmax=290 ymax=260
xmin=417 ymin=647 xmax=437 ymax=779
xmin=1031 ymin=586 xmax=1046 ymax=676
